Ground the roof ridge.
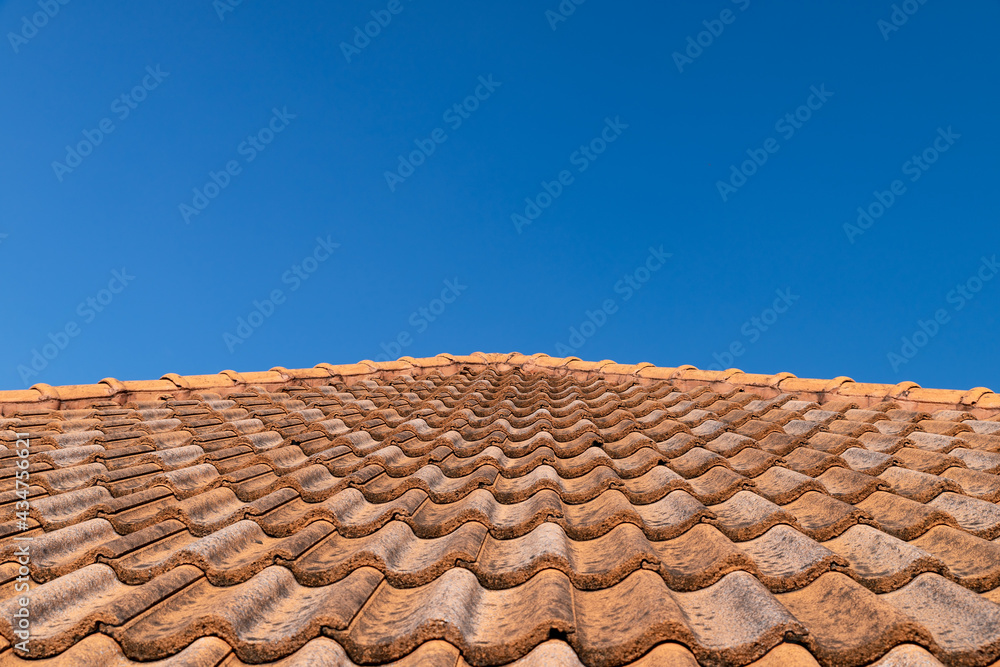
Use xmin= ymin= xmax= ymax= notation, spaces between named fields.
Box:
xmin=1 ymin=353 xmax=997 ymax=417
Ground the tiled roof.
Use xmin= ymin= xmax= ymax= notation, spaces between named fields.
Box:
xmin=1 ymin=353 xmax=999 ymax=666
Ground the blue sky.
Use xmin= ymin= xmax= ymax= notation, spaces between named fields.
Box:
xmin=1 ymin=0 xmax=998 ymax=391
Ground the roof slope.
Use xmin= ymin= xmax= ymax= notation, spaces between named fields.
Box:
xmin=1 ymin=354 xmax=999 ymax=666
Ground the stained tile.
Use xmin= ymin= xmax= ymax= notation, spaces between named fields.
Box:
xmin=823 ymin=524 xmax=946 ymax=592
xmin=777 ymin=572 xmax=931 ymax=666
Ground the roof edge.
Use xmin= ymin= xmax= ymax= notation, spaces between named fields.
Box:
xmin=2 ymin=353 xmax=997 ymax=418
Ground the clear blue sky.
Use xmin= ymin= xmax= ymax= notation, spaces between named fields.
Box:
xmin=2 ymin=0 xmax=998 ymax=391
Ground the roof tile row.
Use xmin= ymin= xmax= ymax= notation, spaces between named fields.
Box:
xmin=3 ymin=353 xmax=999 ymax=415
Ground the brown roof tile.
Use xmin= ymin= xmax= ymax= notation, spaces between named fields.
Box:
xmin=0 ymin=355 xmax=998 ymax=665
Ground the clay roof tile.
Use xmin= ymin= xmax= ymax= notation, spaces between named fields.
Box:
xmin=1 ymin=354 xmax=998 ymax=666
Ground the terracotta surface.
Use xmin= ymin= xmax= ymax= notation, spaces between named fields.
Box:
xmin=0 ymin=353 xmax=998 ymax=665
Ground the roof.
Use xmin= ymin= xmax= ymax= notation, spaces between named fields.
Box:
xmin=1 ymin=353 xmax=999 ymax=666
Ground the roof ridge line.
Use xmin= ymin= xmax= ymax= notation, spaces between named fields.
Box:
xmin=0 ymin=353 xmax=997 ymax=417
